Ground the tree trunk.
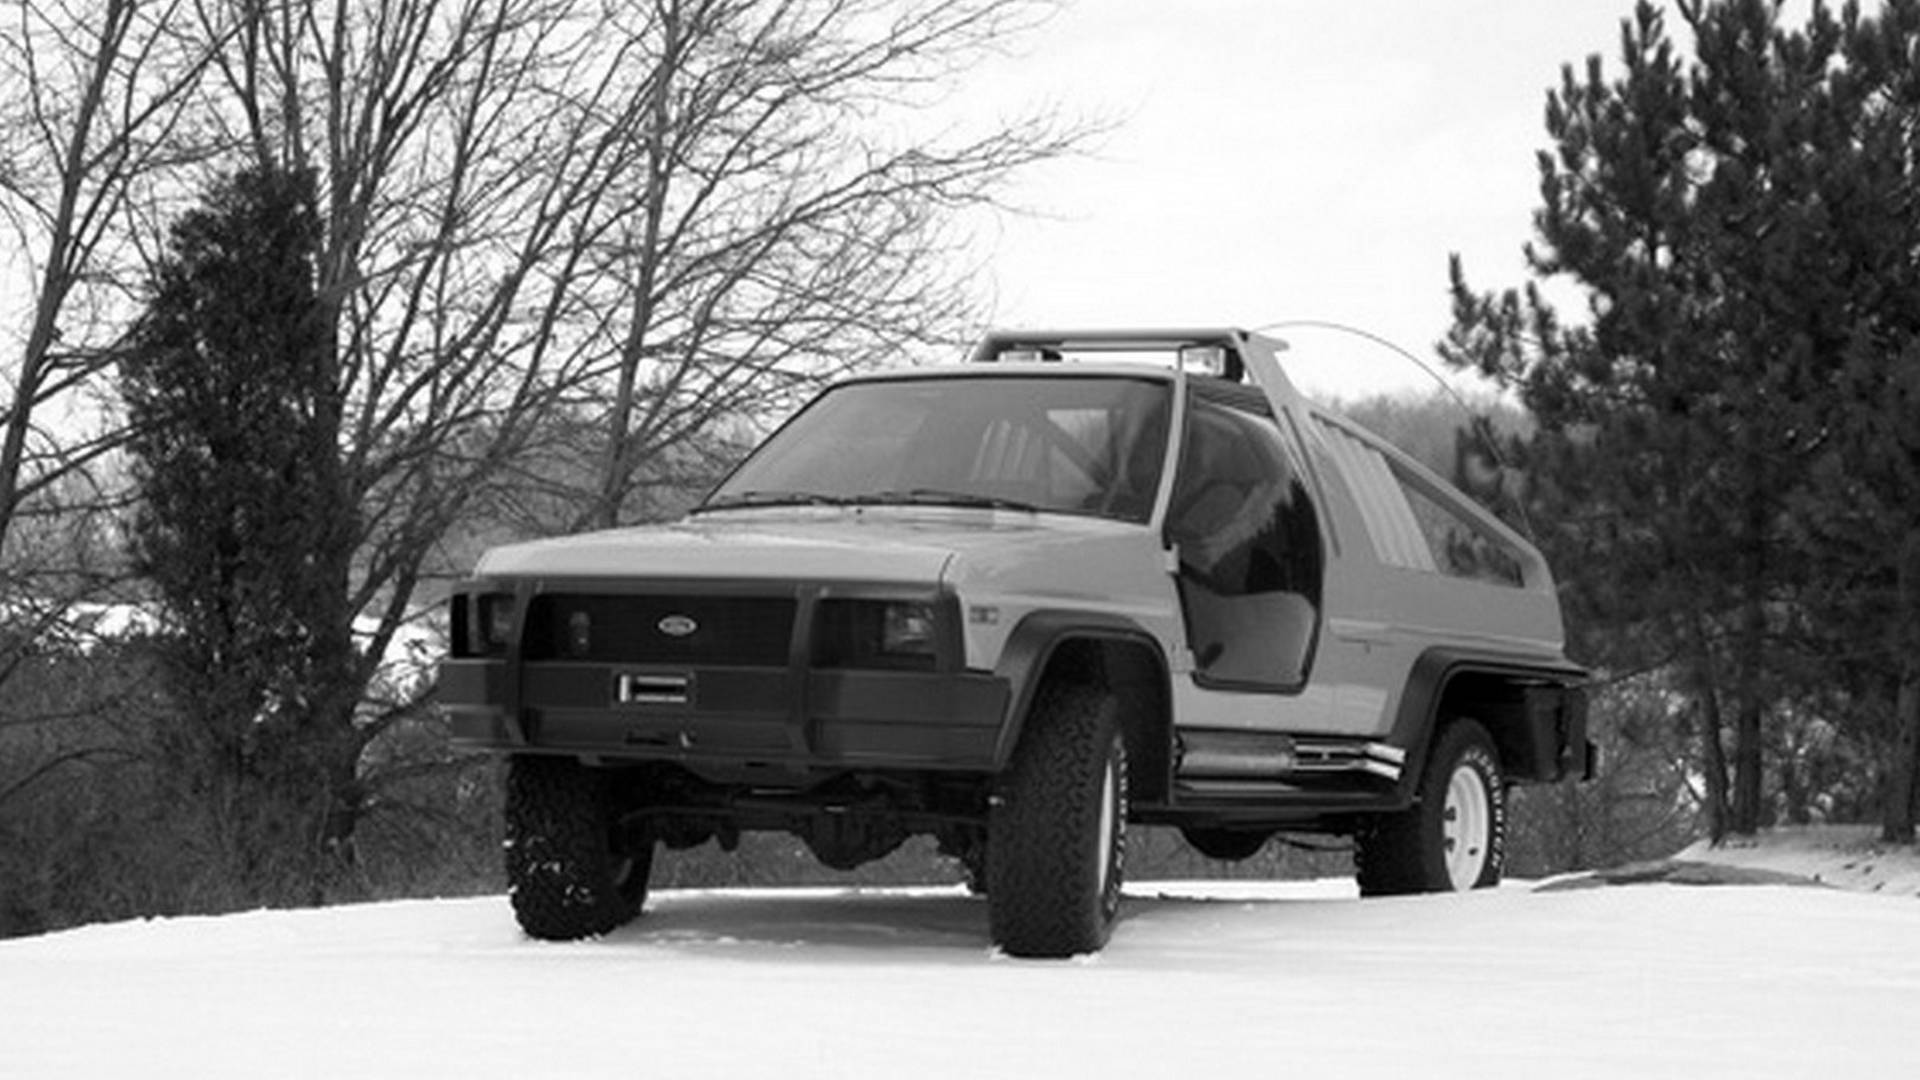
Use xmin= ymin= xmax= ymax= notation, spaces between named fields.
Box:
xmin=589 ymin=6 xmax=682 ymax=533
xmin=1686 ymin=614 xmax=1732 ymax=842
xmin=1780 ymin=753 xmax=1810 ymax=827
xmin=1886 ymin=669 xmax=1919 ymax=844
xmin=1885 ymin=541 xmax=1920 ymax=844
xmin=1730 ymin=695 xmax=1765 ymax=834
xmin=1697 ymin=690 xmax=1732 ymax=842
xmin=1728 ymin=479 xmax=1771 ymax=836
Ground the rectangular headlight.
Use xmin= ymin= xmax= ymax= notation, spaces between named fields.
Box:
xmin=474 ymin=593 xmax=516 ymax=654
xmin=880 ymin=601 xmax=938 ymax=657
xmin=813 ymin=598 xmax=942 ymax=671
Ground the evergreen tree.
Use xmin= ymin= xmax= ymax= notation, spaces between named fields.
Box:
xmin=1797 ymin=2 xmax=1920 ymax=838
xmin=120 ymin=165 xmax=363 ymax=899
xmin=1446 ymin=0 xmax=1920 ymax=841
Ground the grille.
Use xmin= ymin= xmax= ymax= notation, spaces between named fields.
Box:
xmin=523 ymin=594 xmax=796 ymax=666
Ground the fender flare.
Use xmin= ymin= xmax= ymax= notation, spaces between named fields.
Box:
xmin=989 ymin=610 xmax=1171 ymax=769
xmin=1385 ymin=647 xmax=1590 ymax=800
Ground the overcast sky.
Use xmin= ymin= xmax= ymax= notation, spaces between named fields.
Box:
xmin=956 ymin=0 xmax=1654 ymax=400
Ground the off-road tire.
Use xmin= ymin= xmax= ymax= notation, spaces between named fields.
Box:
xmin=505 ymin=755 xmax=652 ymax=940
xmin=1181 ymin=827 xmax=1274 ymax=863
xmin=1355 ymin=719 xmax=1505 ymax=897
xmin=987 ymin=682 xmax=1128 ymax=958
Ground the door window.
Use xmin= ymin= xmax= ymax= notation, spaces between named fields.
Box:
xmin=1166 ymin=397 xmax=1324 ymax=688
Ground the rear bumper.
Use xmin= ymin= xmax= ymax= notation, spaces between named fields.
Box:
xmin=440 ymin=659 xmax=1012 ymax=773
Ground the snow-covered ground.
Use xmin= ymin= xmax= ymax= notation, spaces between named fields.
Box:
xmin=5 ymin=829 xmax=1917 ymax=1079
xmin=1678 ymin=824 xmax=1920 ymax=896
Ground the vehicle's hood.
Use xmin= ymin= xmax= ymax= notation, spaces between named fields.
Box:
xmin=470 ymin=507 xmax=1151 ymax=590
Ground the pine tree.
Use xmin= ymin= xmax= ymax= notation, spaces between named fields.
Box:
xmin=1797 ymin=1 xmax=1920 ymax=839
xmin=1446 ymin=0 xmax=1920 ymax=841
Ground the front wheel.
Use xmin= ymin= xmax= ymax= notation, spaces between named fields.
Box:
xmin=504 ymin=755 xmax=653 ymax=940
xmin=1355 ymin=720 xmax=1506 ymax=896
xmin=987 ymin=682 xmax=1128 ymax=958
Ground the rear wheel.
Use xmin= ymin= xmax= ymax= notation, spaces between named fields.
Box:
xmin=505 ymin=755 xmax=653 ymax=940
xmin=1355 ymin=720 xmax=1505 ymax=896
xmin=987 ymin=682 xmax=1128 ymax=958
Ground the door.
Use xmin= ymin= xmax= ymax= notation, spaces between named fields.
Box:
xmin=1165 ymin=391 xmax=1325 ymax=691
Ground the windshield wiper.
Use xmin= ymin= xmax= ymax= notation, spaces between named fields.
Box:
xmin=695 ymin=490 xmax=853 ymax=513
xmin=864 ymin=488 xmax=1042 ymax=513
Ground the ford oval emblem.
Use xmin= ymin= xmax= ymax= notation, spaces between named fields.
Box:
xmin=657 ymin=614 xmax=698 ymax=638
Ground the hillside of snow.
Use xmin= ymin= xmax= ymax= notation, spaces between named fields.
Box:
xmin=1676 ymin=824 xmax=1920 ymax=896
xmin=5 ymin=828 xmax=1916 ymax=1078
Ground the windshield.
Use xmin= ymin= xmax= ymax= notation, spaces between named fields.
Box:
xmin=702 ymin=375 xmax=1173 ymax=523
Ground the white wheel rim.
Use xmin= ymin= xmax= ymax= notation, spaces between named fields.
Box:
xmin=1442 ymin=762 xmax=1490 ymax=889
xmin=1095 ymin=753 xmax=1118 ymax=892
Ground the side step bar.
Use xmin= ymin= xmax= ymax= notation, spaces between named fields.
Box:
xmin=1175 ymin=730 xmax=1406 ymax=783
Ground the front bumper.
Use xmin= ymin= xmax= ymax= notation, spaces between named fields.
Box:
xmin=441 ymin=660 xmax=1010 ymax=772
xmin=441 ymin=570 xmax=1014 ymax=776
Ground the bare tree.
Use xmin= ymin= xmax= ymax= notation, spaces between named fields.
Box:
xmin=200 ymin=1 xmax=1082 ymax=641
xmin=0 ymin=0 xmax=1083 ymax=914
xmin=0 ymin=0 xmax=221 ymax=556
xmin=0 ymin=0 xmax=228 ymax=831
xmin=555 ymin=0 xmax=1080 ymax=530
xmin=155 ymin=0 xmax=1086 ymax=884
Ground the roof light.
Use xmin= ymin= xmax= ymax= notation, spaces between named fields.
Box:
xmin=1179 ymin=345 xmax=1228 ymax=374
xmin=993 ymin=347 xmax=1062 ymax=364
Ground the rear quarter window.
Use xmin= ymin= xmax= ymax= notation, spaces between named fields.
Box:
xmin=1313 ymin=416 xmax=1525 ymax=587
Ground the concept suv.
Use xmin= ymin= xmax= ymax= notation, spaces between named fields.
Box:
xmin=440 ymin=328 xmax=1590 ymax=957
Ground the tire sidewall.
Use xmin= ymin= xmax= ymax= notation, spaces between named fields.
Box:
xmin=1095 ymin=727 xmax=1128 ymax=924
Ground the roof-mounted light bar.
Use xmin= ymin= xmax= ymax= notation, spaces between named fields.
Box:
xmin=994 ymin=346 xmax=1064 ymax=364
xmin=969 ymin=328 xmax=1264 ymax=382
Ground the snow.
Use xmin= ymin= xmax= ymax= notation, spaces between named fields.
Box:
xmin=1679 ymin=824 xmax=1920 ymax=898
xmin=5 ymin=831 xmax=1917 ymax=1078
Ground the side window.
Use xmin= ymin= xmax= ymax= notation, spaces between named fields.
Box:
xmin=1313 ymin=415 xmax=1525 ymax=587
xmin=1394 ymin=464 xmax=1526 ymax=587
xmin=1167 ymin=401 xmax=1322 ymax=602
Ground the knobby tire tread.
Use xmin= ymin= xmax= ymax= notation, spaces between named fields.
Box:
xmin=505 ymin=756 xmax=651 ymax=940
xmin=987 ymin=682 xmax=1127 ymax=958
